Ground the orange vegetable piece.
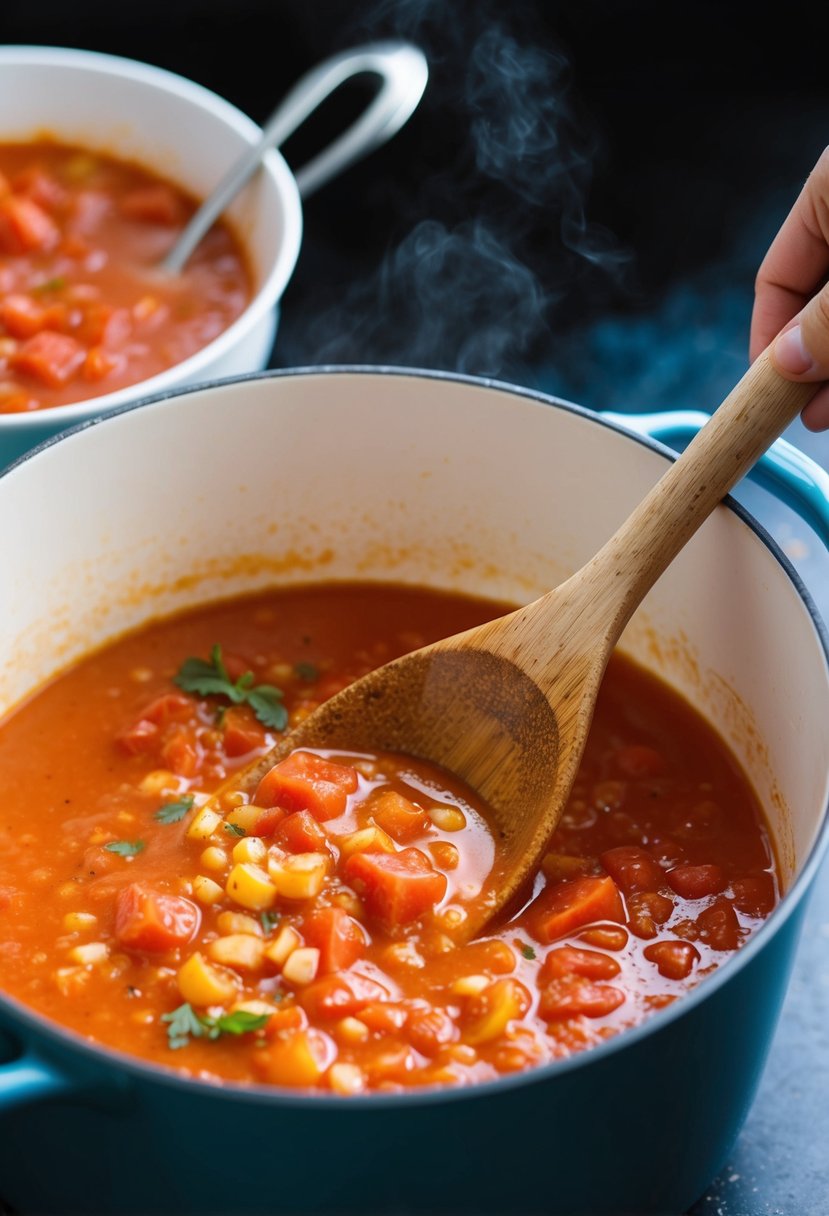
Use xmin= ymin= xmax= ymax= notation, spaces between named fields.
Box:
xmin=302 ymin=907 xmax=366 ymax=973
xmin=370 ymin=790 xmax=429 ymax=841
xmin=667 ymin=864 xmax=726 ymax=900
xmin=538 ymin=975 xmax=626 ymax=1021
xmin=114 ymin=883 xmax=200 ymax=953
xmin=343 ymin=847 xmax=447 ymax=927
xmin=539 ymin=945 xmax=622 ymax=985
xmin=298 ymin=972 xmax=388 ymax=1021
xmin=120 ymin=185 xmax=183 ymax=226
xmin=10 ymin=330 xmax=85 ymax=388
xmin=600 ymin=845 xmax=664 ymax=895
xmin=0 ymin=195 xmax=59 ymax=254
xmin=221 ymin=706 xmax=266 ymax=758
xmin=0 ymin=295 xmax=52 ymax=339
xmin=527 ymin=875 xmax=625 ymax=944
xmin=275 ymin=810 xmax=328 ymax=854
xmin=82 ymin=346 xmax=120 ymax=382
xmin=252 ymin=1028 xmax=330 ymax=1088
xmin=254 ymin=751 xmax=358 ymax=821
xmin=643 ymin=939 xmax=700 ymax=981
xmin=613 ymin=744 xmax=664 ymax=778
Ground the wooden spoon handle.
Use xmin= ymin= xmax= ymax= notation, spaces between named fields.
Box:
xmin=579 ymin=348 xmax=818 ymax=633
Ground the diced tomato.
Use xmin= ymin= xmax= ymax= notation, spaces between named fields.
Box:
xmin=1 ymin=295 xmax=52 ymax=339
xmin=298 ymin=972 xmax=388 ymax=1021
xmin=643 ymin=939 xmax=700 ymax=981
xmin=11 ymin=166 xmax=67 ymax=211
xmin=405 ymin=1005 xmax=457 ymax=1056
xmin=116 ymin=718 xmax=160 ymax=754
xmin=0 ymin=195 xmax=59 ymax=253
xmin=252 ymin=1028 xmax=331 ymax=1088
xmin=696 ymin=897 xmax=742 ymax=951
xmin=10 ymin=330 xmax=85 ymax=388
xmin=730 ymin=873 xmax=776 ymax=917
xmin=74 ymin=303 xmax=131 ymax=349
xmin=539 ymin=945 xmax=621 ymax=985
xmin=613 ymin=744 xmax=664 ymax=778
xmin=82 ymin=346 xmax=121 ymax=382
xmin=668 ymin=864 xmax=726 ymax=900
xmin=221 ymin=706 xmax=266 ymax=758
xmin=527 ymin=876 xmax=625 ymax=944
xmin=254 ymin=751 xmax=358 ymax=821
xmin=275 ymin=810 xmax=329 ymax=855
xmin=0 ymin=384 xmax=38 ymax=414
xmin=120 ymin=185 xmax=183 ymax=226
xmin=600 ymin=845 xmax=664 ymax=895
xmin=114 ymin=882 xmax=199 ymax=953
xmin=626 ymin=891 xmax=674 ymax=940
xmin=252 ymin=805 xmax=288 ymax=837
xmin=538 ymin=975 xmax=626 ymax=1021
xmin=302 ymin=907 xmax=366 ymax=973
xmin=141 ymin=692 xmax=193 ymax=726
xmin=370 ymin=790 xmax=429 ymax=842
xmin=359 ymin=1001 xmax=408 ymax=1034
xmin=344 ymin=847 xmax=447 ymax=927
xmin=160 ymin=728 xmax=200 ymax=778
xmin=261 ymin=1004 xmax=308 ymax=1037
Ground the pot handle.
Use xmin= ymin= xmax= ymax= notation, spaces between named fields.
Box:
xmin=603 ymin=408 xmax=829 ymax=547
xmin=0 ymin=1043 xmax=77 ymax=1111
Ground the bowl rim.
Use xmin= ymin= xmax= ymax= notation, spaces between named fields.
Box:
xmin=1 ymin=363 xmax=827 ymax=1108
xmin=0 ymin=44 xmax=302 ymax=430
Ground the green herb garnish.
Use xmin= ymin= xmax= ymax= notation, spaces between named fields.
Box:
xmin=260 ymin=910 xmax=280 ymax=934
xmin=519 ymin=943 xmax=537 ymax=961
xmin=33 ymin=276 xmax=67 ymax=294
xmin=104 ymin=839 xmax=145 ymax=857
xmin=154 ymin=794 xmax=195 ymax=824
xmin=161 ymin=1002 xmax=269 ymax=1050
xmin=174 ymin=644 xmax=288 ymax=730
xmin=224 ymin=822 xmax=246 ymax=838
xmin=294 ymin=661 xmax=319 ymax=682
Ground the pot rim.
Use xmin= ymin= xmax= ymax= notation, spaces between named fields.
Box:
xmin=1 ymin=363 xmax=827 ymax=1109
xmin=0 ymin=44 xmax=302 ymax=431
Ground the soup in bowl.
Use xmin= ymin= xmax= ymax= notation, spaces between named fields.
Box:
xmin=0 ymin=368 xmax=826 ymax=1215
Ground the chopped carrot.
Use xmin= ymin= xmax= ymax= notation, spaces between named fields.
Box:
xmin=370 ymin=789 xmax=429 ymax=842
xmin=114 ymin=882 xmax=200 ymax=953
xmin=82 ymin=346 xmax=120 ymax=383
xmin=343 ymin=847 xmax=446 ymax=927
xmin=10 ymin=330 xmax=85 ymax=388
xmin=120 ymin=184 xmax=184 ymax=226
xmin=221 ymin=706 xmax=266 ymax=758
xmin=0 ymin=195 xmax=59 ymax=254
xmin=301 ymin=907 xmax=365 ymax=973
xmin=527 ymin=875 xmax=625 ymax=944
xmin=275 ymin=810 xmax=328 ymax=854
xmin=254 ymin=751 xmax=358 ymax=821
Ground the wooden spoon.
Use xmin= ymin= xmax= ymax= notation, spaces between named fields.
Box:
xmin=212 ymin=350 xmax=816 ymax=938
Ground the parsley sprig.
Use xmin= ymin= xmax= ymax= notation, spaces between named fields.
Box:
xmin=161 ymin=1002 xmax=269 ymax=1050
xmin=174 ymin=644 xmax=288 ymax=731
xmin=154 ymin=794 xmax=195 ymax=824
xmin=105 ymin=839 xmax=145 ymax=857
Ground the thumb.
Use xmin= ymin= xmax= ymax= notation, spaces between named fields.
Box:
xmin=772 ymin=284 xmax=829 ymax=381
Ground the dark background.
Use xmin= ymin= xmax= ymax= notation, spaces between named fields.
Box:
xmin=3 ymin=3 xmax=829 ymax=1214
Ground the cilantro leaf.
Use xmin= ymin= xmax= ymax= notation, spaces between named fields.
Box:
xmin=260 ymin=910 xmax=280 ymax=934
xmin=210 ymin=1011 xmax=269 ymax=1036
xmin=105 ymin=839 xmax=145 ymax=857
xmin=294 ymin=661 xmax=319 ymax=682
xmin=161 ymin=1003 xmax=204 ymax=1050
xmin=519 ymin=943 xmax=537 ymax=961
xmin=33 ymin=276 xmax=67 ymax=294
xmin=224 ymin=822 xmax=246 ymax=838
xmin=154 ymin=794 xmax=195 ymax=824
xmin=174 ymin=644 xmax=289 ymax=731
xmin=161 ymin=1002 xmax=268 ymax=1049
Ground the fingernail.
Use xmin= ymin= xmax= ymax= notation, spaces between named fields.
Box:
xmin=774 ymin=324 xmax=815 ymax=375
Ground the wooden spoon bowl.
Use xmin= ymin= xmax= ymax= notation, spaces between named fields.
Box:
xmin=210 ymin=350 xmax=817 ymax=937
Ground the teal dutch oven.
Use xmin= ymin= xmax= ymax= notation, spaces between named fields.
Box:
xmin=0 ymin=368 xmax=827 ymax=1215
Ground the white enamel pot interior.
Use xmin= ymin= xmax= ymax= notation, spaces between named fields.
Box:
xmin=0 ymin=367 xmax=828 ymax=1216
xmin=0 ymin=47 xmax=301 ymax=467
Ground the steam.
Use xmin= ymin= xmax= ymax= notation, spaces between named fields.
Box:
xmin=278 ymin=2 xmax=631 ymax=378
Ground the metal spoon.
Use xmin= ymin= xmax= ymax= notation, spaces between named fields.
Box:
xmin=162 ymin=42 xmax=428 ymax=273
xmin=208 ymin=350 xmax=816 ymax=937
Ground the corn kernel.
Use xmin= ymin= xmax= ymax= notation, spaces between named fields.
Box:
xmin=462 ymin=978 xmax=529 ymax=1046
xmin=337 ymin=826 xmax=396 ymax=858
xmin=131 ymin=1010 xmax=155 ymax=1026
xmin=429 ymin=841 xmax=460 ymax=870
xmin=267 ymin=852 xmax=327 ymax=901
xmin=225 ymin=805 xmax=263 ymax=834
xmin=429 ymin=805 xmax=467 ymax=832
xmin=57 ymin=882 xmax=80 ymax=899
xmin=232 ymin=837 xmax=266 ymax=865
xmin=207 ymin=934 xmax=265 ymax=971
xmin=192 ymin=875 xmax=224 ymax=906
xmin=177 ymin=952 xmax=238 ymax=1006
xmin=69 ymin=942 xmax=108 ymax=965
xmin=130 ymin=666 xmax=154 ymax=683
xmin=54 ymin=966 xmax=89 ymax=996
xmin=220 ymin=788 xmax=249 ymax=811
xmin=439 ymin=907 xmax=468 ymax=932
xmin=451 ymin=974 xmax=491 ymax=997
xmin=336 ymin=1016 xmax=370 ymax=1044
xmin=200 ymin=845 xmax=228 ymax=873
xmin=139 ymin=769 xmax=179 ymax=795
xmin=382 ymin=941 xmax=425 ymax=969
xmin=62 ymin=912 xmax=97 ymax=932
xmin=328 ymin=1061 xmax=365 ymax=1095
xmin=282 ymin=947 xmax=320 ymax=985
xmin=265 ymin=925 xmax=302 ymax=968
xmin=217 ymin=911 xmax=263 ymax=937
xmin=226 ymin=863 xmax=277 ymax=911
xmin=331 ymin=890 xmax=364 ymax=918
xmin=186 ymin=807 xmax=222 ymax=841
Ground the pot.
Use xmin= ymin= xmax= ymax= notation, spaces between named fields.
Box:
xmin=0 ymin=45 xmax=427 ymax=469
xmin=0 ymin=367 xmax=827 ymax=1216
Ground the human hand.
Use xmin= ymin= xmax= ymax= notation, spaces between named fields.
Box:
xmin=751 ymin=147 xmax=829 ymax=430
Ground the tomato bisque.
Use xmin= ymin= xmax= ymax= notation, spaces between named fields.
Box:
xmin=0 ymin=140 xmax=251 ymax=413
xmin=0 ymin=583 xmax=778 ymax=1093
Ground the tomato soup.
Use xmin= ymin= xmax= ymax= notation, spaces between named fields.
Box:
xmin=0 ymin=141 xmax=251 ymax=413
xmin=0 ymin=583 xmax=777 ymax=1092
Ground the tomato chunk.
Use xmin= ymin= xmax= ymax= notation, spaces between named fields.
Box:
xmin=10 ymin=330 xmax=85 ymax=388
xmin=527 ymin=876 xmax=625 ymax=944
xmin=254 ymin=751 xmax=358 ymax=821
xmin=696 ymin=896 xmax=741 ymax=951
xmin=344 ymin=847 xmax=447 ymax=927
xmin=221 ymin=706 xmax=266 ymax=758
xmin=538 ymin=975 xmax=626 ymax=1021
xmin=370 ymin=790 xmax=429 ymax=841
xmin=120 ymin=185 xmax=183 ymax=226
xmin=643 ymin=939 xmax=700 ymax=980
xmin=275 ymin=810 xmax=329 ymax=854
xmin=613 ymin=744 xmax=664 ymax=778
xmin=667 ymin=864 xmax=726 ymax=900
xmin=114 ymin=883 xmax=199 ymax=953
xmin=600 ymin=846 xmax=664 ymax=895
xmin=0 ymin=195 xmax=59 ymax=253
xmin=539 ymin=945 xmax=621 ymax=984
xmin=302 ymin=906 xmax=366 ymax=973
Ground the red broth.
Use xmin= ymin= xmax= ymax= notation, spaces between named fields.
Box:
xmin=0 ymin=583 xmax=777 ymax=1091
xmin=0 ymin=141 xmax=251 ymax=412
